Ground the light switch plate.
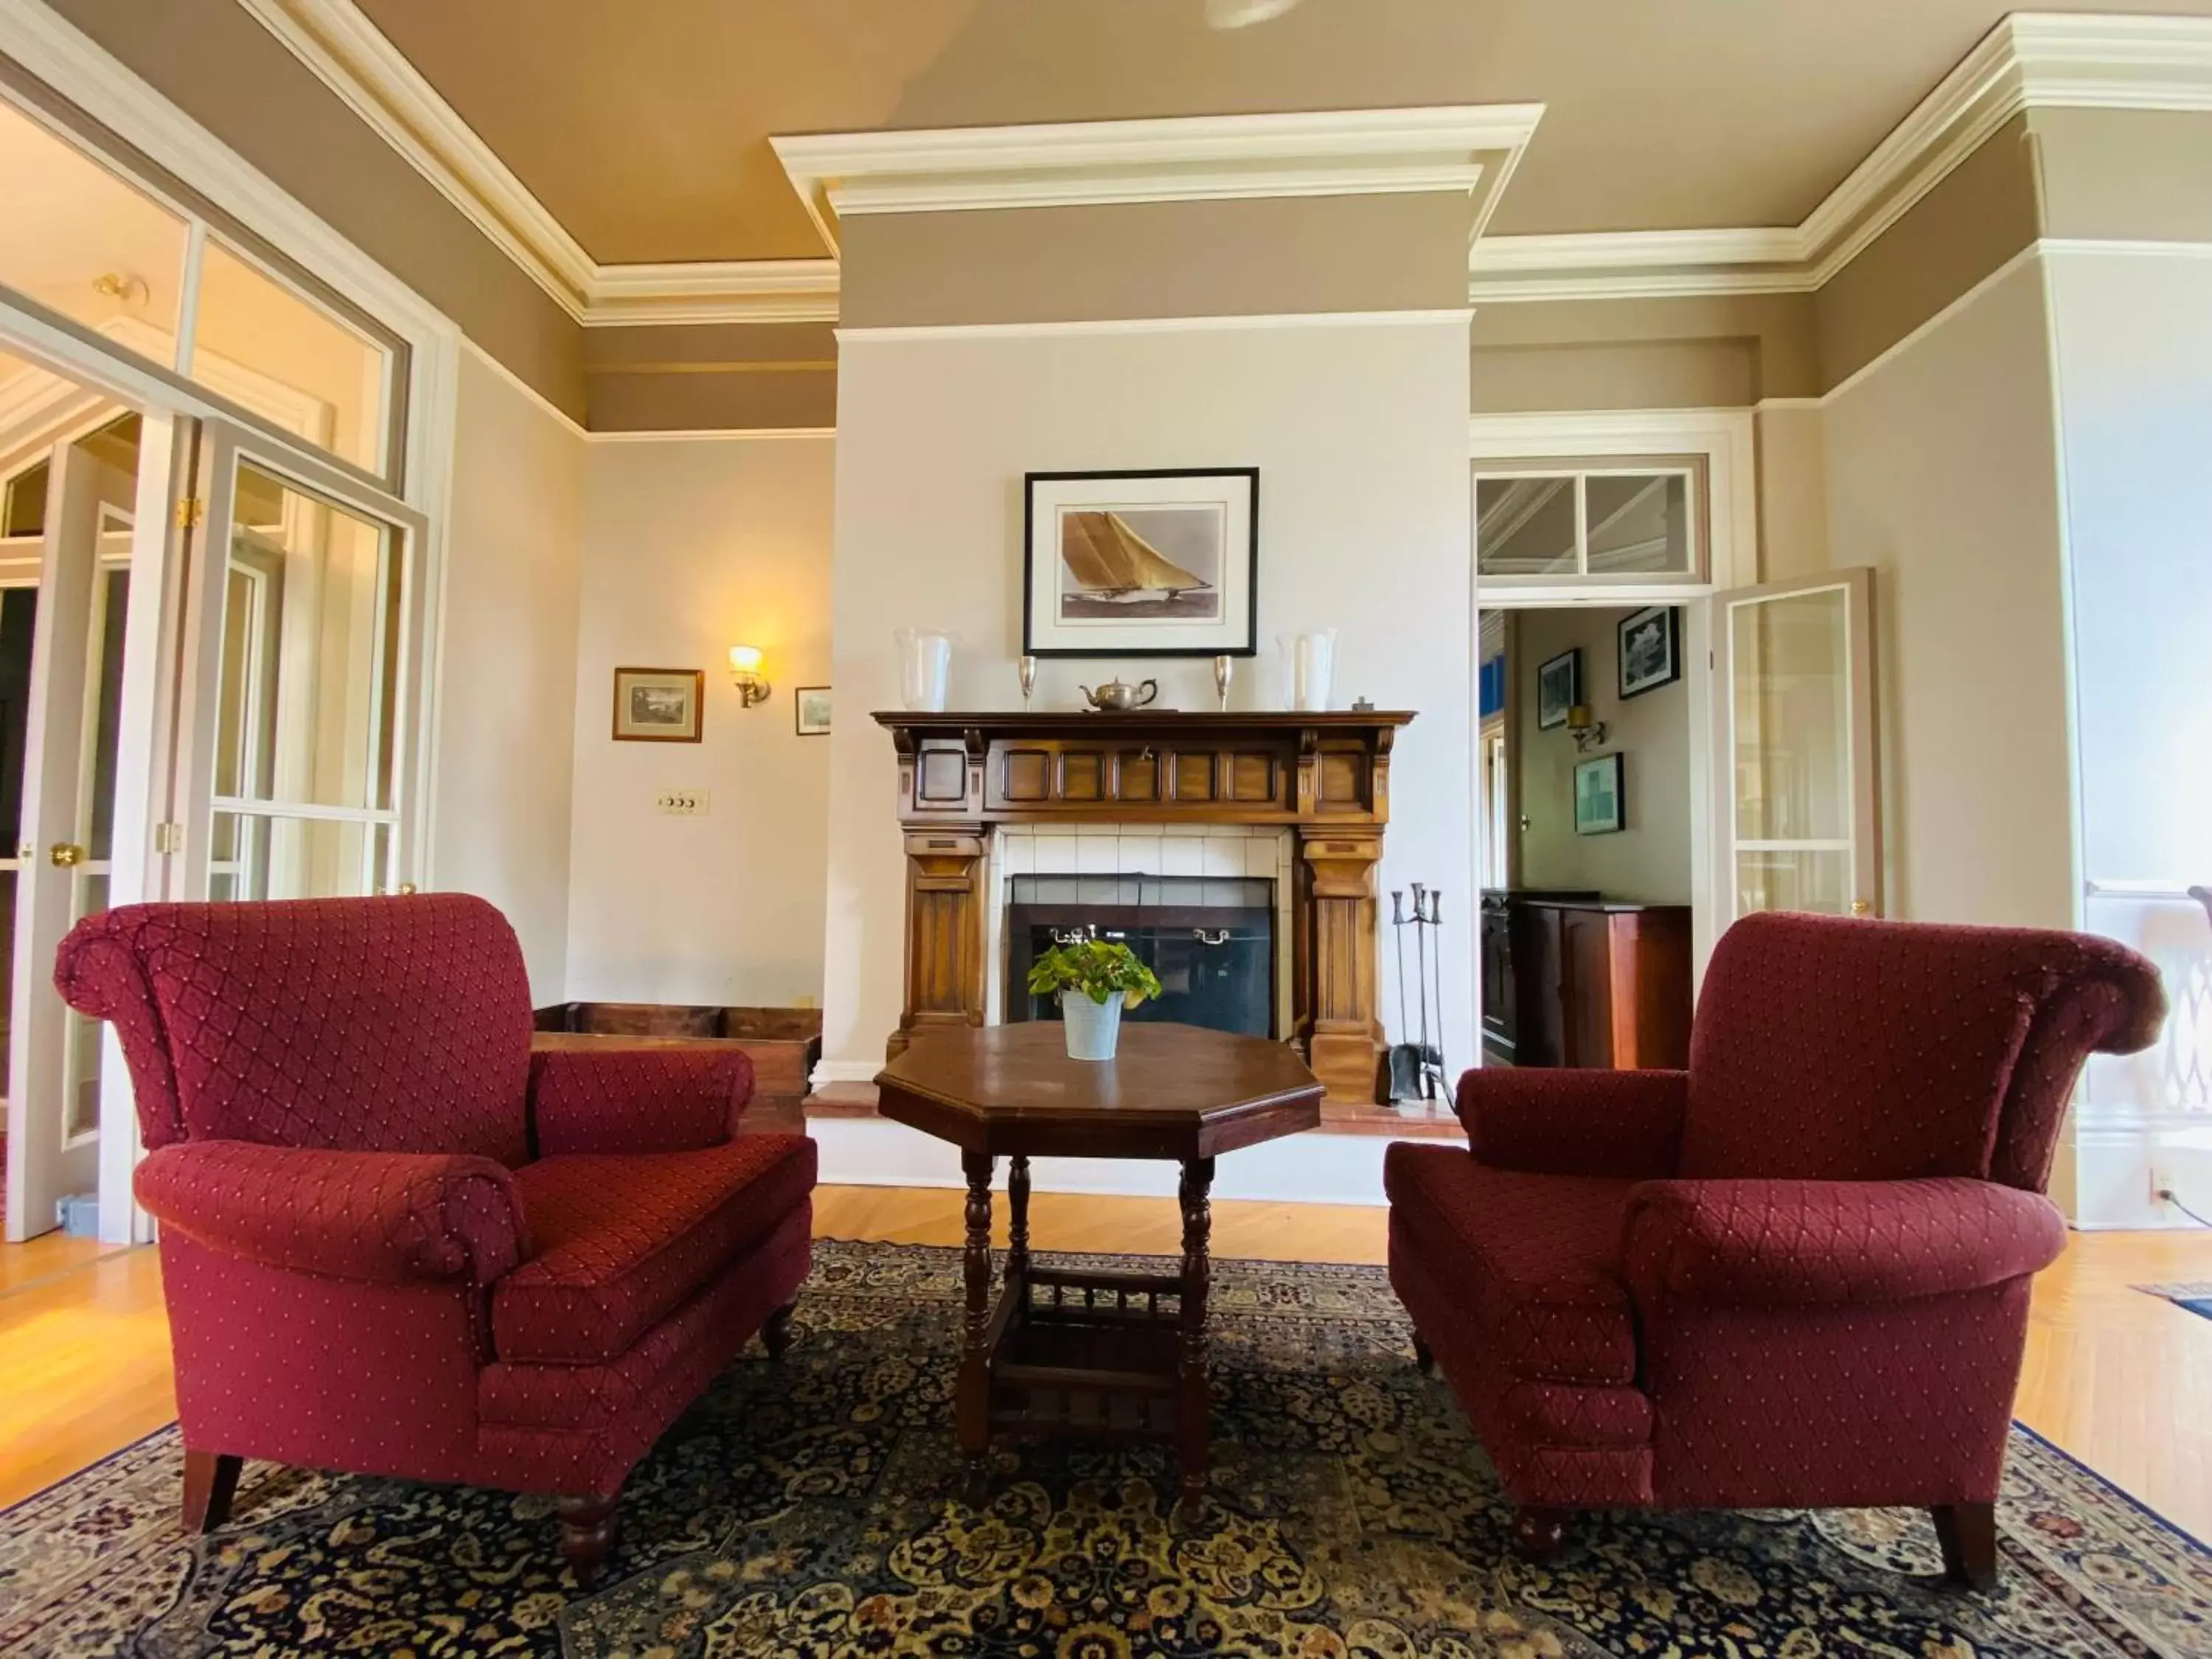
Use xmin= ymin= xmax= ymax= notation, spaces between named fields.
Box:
xmin=655 ymin=787 xmax=709 ymax=816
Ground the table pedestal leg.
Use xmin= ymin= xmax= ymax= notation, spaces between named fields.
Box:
xmin=959 ymin=1150 xmax=995 ymax=1499
xmin=1177 ymin=1155 xmax=1215 ymax=1513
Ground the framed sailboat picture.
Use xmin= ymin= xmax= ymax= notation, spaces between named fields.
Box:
xmin=1023 ymin=468 xmax=1259 ymax=658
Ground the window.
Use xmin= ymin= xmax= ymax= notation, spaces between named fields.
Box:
xmin=1476 ymin=462 xmax=1703 ymax=585
xmin=0 ymin=89 xmax=403 ymax=487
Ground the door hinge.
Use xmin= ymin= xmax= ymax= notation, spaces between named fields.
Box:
xmin=153 ymin=821 xmax=184 ymax=855
xmin=173 ymin=497 xmax=206 ymax=530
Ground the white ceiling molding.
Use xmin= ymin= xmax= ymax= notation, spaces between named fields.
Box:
xmin=1470 ymin=12 xmax=2212 ymax=303
xmin=770 ymin=105 xmax=1547 ymax=253
xmin=237 ymin=0 xmax=840 ymax=327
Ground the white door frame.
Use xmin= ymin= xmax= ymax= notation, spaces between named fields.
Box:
xmin=1469 ymin=409 xmax=1760 ymax=1018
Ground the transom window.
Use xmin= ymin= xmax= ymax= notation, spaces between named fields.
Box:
xmin=1475 ymin=460 xmax=1705 ymax=585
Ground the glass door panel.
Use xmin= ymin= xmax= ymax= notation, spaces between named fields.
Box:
xmin=1718 ymin=569 xmax=1879 ymax=920
xmin=171 ymin=421 xmax=425 ymax=908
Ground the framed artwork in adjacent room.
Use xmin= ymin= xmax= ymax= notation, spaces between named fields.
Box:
xmin=794 ymin=685 xmax=832 ymax=736
xmin=1618 ymin=605 xmax=1681 ymax=698
xmin=1023 ymin=467 xmax=1259 ymax=658
xmin=611 ymin=667 xmax=704 ymax=742
xmin=1537 ymin=647 xmax=1581 ymax=729
xmin=1574 ymin=751 xmax=1625 ymax=835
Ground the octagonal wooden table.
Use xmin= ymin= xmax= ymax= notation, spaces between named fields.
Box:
xmin=874 ymin=1022 xmax=1324 ymax=1508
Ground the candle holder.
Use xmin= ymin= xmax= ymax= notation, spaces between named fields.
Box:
xmin=1212 ymin=654 xmax=1233 ymax=713
xmin=1018 ymin=655 xmax=1037 ymax=710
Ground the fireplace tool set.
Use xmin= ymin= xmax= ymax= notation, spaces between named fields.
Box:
xmin=1388 ymin=884 xmax=1450 ymax=1103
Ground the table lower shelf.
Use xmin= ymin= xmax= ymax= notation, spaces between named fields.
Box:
xmin=983 ymin=1266 xmax=1192 ymax=1445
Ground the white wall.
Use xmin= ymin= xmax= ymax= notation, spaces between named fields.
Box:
xmin=431 ymin=347 xmax=585 ymax=999
xmin=820 ymin=316 xmax=1477 ymax=1094
xmin=2045 ymin=247 xmax=2212 ymax=1228
xmin=1820 ymin=260 xmax=2076 ymax=933
xmin=564 ymin=434 xmax=835 ymax=1007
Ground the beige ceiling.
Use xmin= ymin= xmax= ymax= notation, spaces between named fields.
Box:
xmin=352 ymin=0 xmax=2212 ymax=265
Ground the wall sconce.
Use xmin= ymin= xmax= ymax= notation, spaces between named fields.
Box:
xmin=728 ymin=644 xmax=771 ymax=707
xmin=1567 ymin=703 xmax=1609 ymax=753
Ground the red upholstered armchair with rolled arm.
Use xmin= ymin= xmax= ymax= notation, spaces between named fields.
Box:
xmin=54 ymin=894 xmax=817 ymax=1584
xmin=1386 ymin=911 xmax=2165 ymax=1589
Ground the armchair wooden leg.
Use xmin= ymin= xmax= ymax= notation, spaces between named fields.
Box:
xmin=181 ymin=1450 xmax=242 ymax=1533
xmin=556 ymin=1492 xmax=621 ymax=1587
xmin=762 ymin=1300 xmax=797 ymax=1360
xmin=1932 ymin=1502 xmax=1998 ymax=1591
xmin=1512 ymin=1506 xmax=1571 ymax=1561
xmin=1411 ymin=1331 xmax=1435 ymax=1374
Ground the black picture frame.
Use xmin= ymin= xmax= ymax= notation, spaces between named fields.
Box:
xmin=1618 ymin=605 xmax=1681 ymax=699
xmin=1536 ymin=647 xmax=1581 ymax=730
xmin=1574 ymin=751 xmax=1626 ymax=835
xmin=1022 ymin=467 xmax=1260 ymax=658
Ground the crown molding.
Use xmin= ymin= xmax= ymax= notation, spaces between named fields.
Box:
xmin=1468 ymin=13 xmax=2212 ymax=303
xmin=237 ymin=0 xmax=842 ymax=326
xmin=771 ymin=105 xmax=1546 ymax=252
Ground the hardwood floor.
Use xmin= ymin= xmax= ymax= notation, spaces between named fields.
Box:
xmin=4 ymin=1189 xmax=2208 ymax=1542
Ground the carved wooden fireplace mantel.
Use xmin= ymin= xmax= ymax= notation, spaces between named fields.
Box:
xmin=874 ymin=709 xmax=1416 ymax=1102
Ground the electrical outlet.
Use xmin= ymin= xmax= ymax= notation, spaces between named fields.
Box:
xmin=655 ymin=787 xmax=709 ymax=816
xmin=2150 ymin=1165 xmax=2174 ymax=1206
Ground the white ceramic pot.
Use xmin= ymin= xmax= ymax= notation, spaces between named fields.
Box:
xmin=1060 ymin=989 xmax=1124 ymax=1061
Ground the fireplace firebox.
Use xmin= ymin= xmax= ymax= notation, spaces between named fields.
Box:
xmin=1005 ymin=874 xmax=1275 ymax=1037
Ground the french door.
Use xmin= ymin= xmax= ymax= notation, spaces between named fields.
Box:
xmin=1714 ymin=568 xmax=1881 ymax=920
xmin=167 ymin=419 xmax=428 ymax=905
xmin=1 ymin=439 xmax=133 ymax=1238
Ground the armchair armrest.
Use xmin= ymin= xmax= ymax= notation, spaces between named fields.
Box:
xmin=134 ymin=1140 xmax=529 ymax=1285
xmin=526 ymin=1044 xmax=756 ymax=1156
xmin=1457 ymin=1066 xmax=1687 ymax=1178
xmin=1622 ymin=1177 xmax=2067 ymax=1310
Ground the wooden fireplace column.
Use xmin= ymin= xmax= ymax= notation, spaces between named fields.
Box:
xmin=877 ymin=710 xmax=1414 ymax=1102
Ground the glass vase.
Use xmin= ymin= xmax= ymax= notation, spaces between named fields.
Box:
xmin=895 ymin=627 xmax=953 ymax=712
xmin=1279 ymin=628 xmax=1338 ymax=712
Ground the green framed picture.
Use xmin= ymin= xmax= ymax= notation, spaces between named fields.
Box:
xmin=1574 ymin=752 xmax=1624 ymax=835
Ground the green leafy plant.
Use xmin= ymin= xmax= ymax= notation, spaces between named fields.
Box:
xmin=1026 ymin=936 xmax=1162 ymax=1009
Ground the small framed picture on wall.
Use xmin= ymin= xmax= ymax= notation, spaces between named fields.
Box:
xmin=1618 ymin=605 xmax=1680 ymax=698
xmin=1574 ymin=752 xmax=1625 ymax=835
xmin=794 ymin=686 xmax=832 ymax=736
xmin=611 ymin=667 xmax=704 ymax=742
xmin=1537 ymin=648 xmax=1581 ymax=730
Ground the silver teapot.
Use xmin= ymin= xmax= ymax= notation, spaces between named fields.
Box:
xmin=1078 ymin=676 xmax=1159 ymax=713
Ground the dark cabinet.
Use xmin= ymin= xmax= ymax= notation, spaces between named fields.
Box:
xmin=1485 ymin=896 xmax=1692 ymax=1070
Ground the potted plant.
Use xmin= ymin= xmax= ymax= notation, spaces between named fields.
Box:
xmin=1026 ymin=936 xmax=1162 ymax=1061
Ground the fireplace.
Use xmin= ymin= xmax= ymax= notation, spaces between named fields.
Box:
xmin=1004 ymin=873 xmax=1277 ymax=1037
xmin=875 ymin=709 xmax=1413 ymax=1103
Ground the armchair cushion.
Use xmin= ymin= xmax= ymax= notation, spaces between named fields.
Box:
xmin=1383 ymin=1144 xmax=1639 ymax=1385
xmin=1456 ymin=1068 xmax=1687 ymax=1178
xmin=134 ymin=1139 xmax=529 ymax=1284
xmin=495 ymin=1134 xmax=816 ymax=1365
xmin=1622 ymin=1177 xmax=2067 ymax=1310
xmin=527 ymin=1045 xmax=756 ymax=1156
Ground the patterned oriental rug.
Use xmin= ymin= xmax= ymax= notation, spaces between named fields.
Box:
xmin=4 ymin=1240 xmax=2208 ymax=1658
xmin=2138 ymin=1280 xmax=2212 ymax=1324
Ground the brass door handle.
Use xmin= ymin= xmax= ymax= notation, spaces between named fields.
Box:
xmin=49 ymin=842 xmax=86 ymax=868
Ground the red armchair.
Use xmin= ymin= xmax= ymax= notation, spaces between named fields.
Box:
xmin=55 ymin=894 xmax=817 ymax=1584
xmin=1386 ymin=911 xmax=2165 ymax=1588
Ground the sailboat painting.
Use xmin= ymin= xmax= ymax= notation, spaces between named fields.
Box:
xmin=1059 ymin=507 xmax=1222 ymax=621
xmin=1024 ymin=468 xmax=1259 ymax=658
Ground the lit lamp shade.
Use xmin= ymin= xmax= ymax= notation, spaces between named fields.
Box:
xmin=728 ymin=644 xmax=770 ymax=706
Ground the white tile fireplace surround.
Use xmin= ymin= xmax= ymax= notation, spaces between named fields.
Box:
xmin=982 ymin=824 xmax=1297 ymax=1037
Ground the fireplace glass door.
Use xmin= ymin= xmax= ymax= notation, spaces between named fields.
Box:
xmin=1006 ymin=874 xmax=1276 ymax=1038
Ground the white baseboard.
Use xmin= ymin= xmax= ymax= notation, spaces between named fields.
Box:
xmin=2072 ymin=1119 xmax=2212 ymax=1230
xmin=807 ymin=1115 xmax=1391 ymax=1207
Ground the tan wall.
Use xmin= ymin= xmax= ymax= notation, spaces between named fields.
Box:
xmin=582 ymin=321 xmax=836 ymax=431
xmin=1755 ymin=404 xmax=1829 ymax=580
xmin=1472 ymin=292 xmax=1819 ymax=407
xmin=838 ymin=193 xmax=1475 ymax=328
xmin=434 ymin=349 xmax=587 ymax=996
xmin=2031 ymin=107 xmax=2212 ymax=246
xmin=43 ymin=0 xmax=586 ymax=420
xmin=1819 ymin=257 xmax=2073 ymax=931
xmin=1513 ymin=605 xmax=1693 ymax=903
xmin=1815 ymin=114 xmax=2039 ymax=392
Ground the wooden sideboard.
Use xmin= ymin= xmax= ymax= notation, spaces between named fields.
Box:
xmin=874 ymin=709 xmax=1416 ymax=1102
xmin=1496 ymin=898 xmax=1692 ymax=1070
